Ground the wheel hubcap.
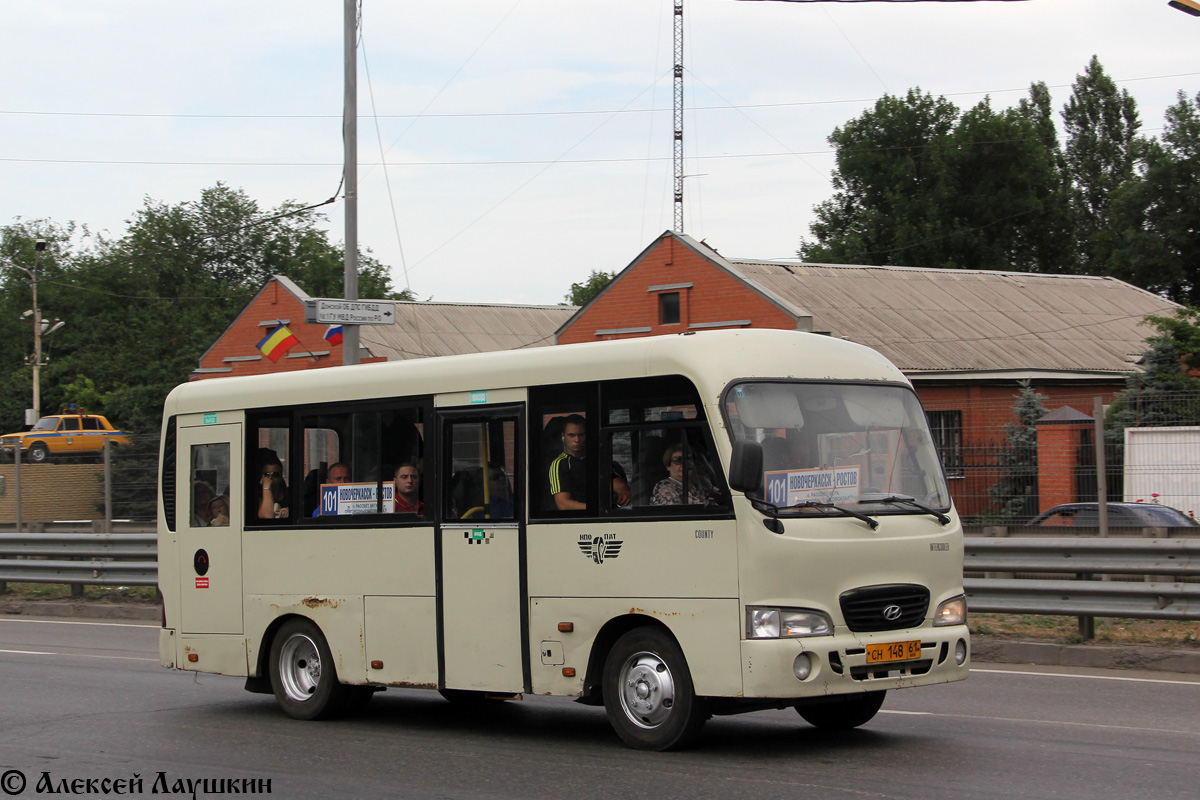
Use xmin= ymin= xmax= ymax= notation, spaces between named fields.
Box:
xmin=618 ymin=651 xmax=675 ymax=729
xmin=278 ymin=633 xmax=322 ymax=703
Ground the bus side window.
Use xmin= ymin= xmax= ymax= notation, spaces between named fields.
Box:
xmin=190 ymin=442 xmax=229 ymax=527
xmin=250 ymin=415 xmax=291 ymax=523
xmin=445 ymin=419 xmax=516 ymax=521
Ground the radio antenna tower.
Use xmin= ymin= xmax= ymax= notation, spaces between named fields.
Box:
xmin=673 ymin=0 xmax=685 ymax=233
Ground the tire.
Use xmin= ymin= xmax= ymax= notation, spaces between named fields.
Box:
xmin=27 ymin=443 xmax=50 ymax=464
xmin=796 ymin=690 xmax=886 ymax=730
xmin=602 ymin=628 xmax=708 ymax=751
xmin=268 ymin=618 xmax=349 ymax=720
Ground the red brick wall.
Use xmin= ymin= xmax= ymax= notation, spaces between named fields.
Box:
xmin=558 ymin=236 xmax=797 ymax=344
xmin=1036 ymin=423 xmax=1088 ymax=513
xmin=194 ymin=280 xmax=384 ymax=381
xmin=918 ymin=384 xmax=1119 ymax=518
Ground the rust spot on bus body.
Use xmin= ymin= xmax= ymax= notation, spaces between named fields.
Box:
xmin=390 ymin=681 xmax=438 ymax=690
xmin=627 ymin=607 xmax=679 ymax=617
xmin=301 ymin=596 xmax=339 ymax=609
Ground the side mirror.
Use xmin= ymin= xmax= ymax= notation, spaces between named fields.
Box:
xmin=728 ymin=439 xmax=763 ymax=493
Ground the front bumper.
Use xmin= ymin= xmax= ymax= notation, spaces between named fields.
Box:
xmin=740 ymin=624 xmax=970 ymax=699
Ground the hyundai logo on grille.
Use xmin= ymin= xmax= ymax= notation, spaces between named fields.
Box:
xmin=882 ymin=604 xmax=904 ymax=621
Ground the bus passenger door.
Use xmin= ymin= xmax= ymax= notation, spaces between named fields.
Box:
xmin=175 ymin=423 xmax=243 ymax=635
xmin=438 ymin=406 xmax=527 ymax=693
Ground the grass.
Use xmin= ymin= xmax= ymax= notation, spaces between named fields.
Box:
xmin=971 ymin=613 xmax=1200 ymax=649
xmin=0 ymin=583 xmax=158 ymax=603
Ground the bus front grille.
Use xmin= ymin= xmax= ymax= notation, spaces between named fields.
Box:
xmin=839 ymin=584 xmax=929 ymax=632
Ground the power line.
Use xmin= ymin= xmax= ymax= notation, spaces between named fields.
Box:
xmin=2 ymin=71 xmax=1196 ymax=121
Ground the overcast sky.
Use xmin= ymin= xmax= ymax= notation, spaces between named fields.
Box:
xmin=3 ymin=0 xmax=1198 ymax=306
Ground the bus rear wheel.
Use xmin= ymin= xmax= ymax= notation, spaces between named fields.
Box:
xmin=602 ymin=628 xmax=708 ymax=751
xmin=268 ymin=618 xmax=349 ymax=720
xmin=795 ymin=690 xmax=886 ymax=730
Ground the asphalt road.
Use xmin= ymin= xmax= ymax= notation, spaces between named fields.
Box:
xmin=1 ymin=617 xmax=1198 ymax=800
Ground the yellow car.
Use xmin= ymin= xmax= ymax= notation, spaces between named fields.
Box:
xmin=0 ymin=413 xmax=131 ymax=463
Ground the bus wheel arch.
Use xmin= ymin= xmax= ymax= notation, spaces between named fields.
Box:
xmin=593 ymin=617 xmax=710 ymax=750
xmin=266 ymin=615 xmax=349 ymax=720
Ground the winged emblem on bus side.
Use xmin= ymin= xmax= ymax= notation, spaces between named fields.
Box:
xmin=577 ymin=534 xmax=623 ymax=565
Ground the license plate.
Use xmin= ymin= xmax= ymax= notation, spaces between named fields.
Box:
xmin=866 ymin=640 xmax=921 ymax=664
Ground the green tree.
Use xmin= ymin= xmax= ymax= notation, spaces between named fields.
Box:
xmin=564 ymin=269 xmax=616 ymax=307
xmin=1061 ymin=55 xmax=1143 ymax=274
xmin=1108 ymin=91 xmax=1200 ymax=305
xmin=1 ymin=184 xmax=411 ymax=436
xmin=987 ymin=380 xmax=1047 ymax=521
xmin=799 ymin=87 xmax=1069 ymax=273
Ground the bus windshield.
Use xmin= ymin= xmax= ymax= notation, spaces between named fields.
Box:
xmin=724 ymin=381 xmax=951 ymax=516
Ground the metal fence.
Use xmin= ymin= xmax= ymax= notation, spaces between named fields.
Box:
xmin=0 ymin=433 xmax=159 ymax=527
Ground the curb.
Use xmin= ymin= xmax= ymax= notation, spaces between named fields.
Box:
xmin=971 ymin=636 xmax=1200 ymax=675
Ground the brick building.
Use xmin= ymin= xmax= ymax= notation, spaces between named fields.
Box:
xmin=193 ymin=275 xmax=575 ymax=379
xmin=556 ymin=231 xmax=1181 ymax=518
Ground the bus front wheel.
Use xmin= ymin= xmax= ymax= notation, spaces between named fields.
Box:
xmin=268 ymin=618 xmax=349 ymax=720
xmin=795 ymin=690 xmax=886 ymax=730
xmin=602 ymin=628 xmax=708 ymax=751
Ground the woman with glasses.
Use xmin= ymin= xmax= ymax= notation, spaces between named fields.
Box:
xmin=257 ymin=448 xmax=290 ymax=519
xmin=650 ymin=442 xmax=707 ymax=506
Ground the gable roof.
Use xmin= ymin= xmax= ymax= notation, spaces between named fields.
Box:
xmin=722 ymin=259 xmax=1177 ymax=376
xmin=362 ymin=301 xmax=576 ymax=360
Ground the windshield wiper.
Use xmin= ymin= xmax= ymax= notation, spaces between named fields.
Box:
xmin=785 ymin=501 xmax=879 ymax=530
xmin=862 ymin=494 xmax=951 ymax=525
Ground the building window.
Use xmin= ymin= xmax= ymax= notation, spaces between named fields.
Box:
xmin=926 ymin=410 xmax=963 ymax=479
xmin=659 ymin=292 xmax=680 ymax=325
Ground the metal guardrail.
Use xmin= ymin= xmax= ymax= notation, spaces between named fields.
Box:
xmin=965 ymin=537 xmax=1200 ymax=621
xmin=2 ymin=525 xmax=1198 ymax=621
xmin=0 ymin=529 xmax=157 ymax=587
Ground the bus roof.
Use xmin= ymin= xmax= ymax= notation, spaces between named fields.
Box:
xmin=164 ymin=329 xmax=909 ymax=417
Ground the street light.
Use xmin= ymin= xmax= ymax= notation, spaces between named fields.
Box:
xmin=2 ymin=239 xmax=50 ymax=424
xmin=1169 ymin=0 xmax=1200 ymax=17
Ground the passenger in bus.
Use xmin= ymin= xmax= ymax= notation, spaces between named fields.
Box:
xmin=548 ymin=415 xmax=588 ymax=510
xmin=548 ymin=415 xmax=631 ymax=510
xmin=393 ymin=462 xmax=424 ymax=515
xmin=208 ymin=494 xmax=230 ymax=526
xmin=192 ymin=481 xmax=216 ymax=526
xmin=650 ymin=443 xmax=707 ymax=506
xmin=257 ymin=449 xmax=289 ymax=519
xmin=312 ymin=461 xmax=353 ymax=516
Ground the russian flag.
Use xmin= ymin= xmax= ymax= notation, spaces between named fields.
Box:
xmin=324 ymin=324 xmax=344 ymax=346
xmin=257 ymin=324 xmax=300 ymax=362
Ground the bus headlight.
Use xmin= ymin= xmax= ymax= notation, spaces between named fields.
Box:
xmin=746 ymin=607 xmax=833 ymax=639
xmin=933 ymin=596 xmax=967 ymax=627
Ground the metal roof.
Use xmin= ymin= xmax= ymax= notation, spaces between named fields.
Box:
xmin=723 ymin=260 xmax=1179 ymax=375
xmin=360 ymin=301 xmax=576 ymax=360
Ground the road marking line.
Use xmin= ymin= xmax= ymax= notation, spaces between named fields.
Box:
xmin=0 ymin=648 xmax=155 ymax=662
xmin=973 ymin=667 xmax=1200 ymax=687
xmin=0 ymin=618 xmax=154 ymax=629
xmin=880 ymin=710 xmax=933 ymax=715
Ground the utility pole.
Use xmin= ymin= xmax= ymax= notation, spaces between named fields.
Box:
xmin=673 ymin=0 xmax=685 ymax=233
xmin=2 ymin=240 xmax=49 ymax=424
xmin=343 ymin=0 xmax=360 ymax=365
xmin=30 ymin=242 xmax=44 ymax=421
